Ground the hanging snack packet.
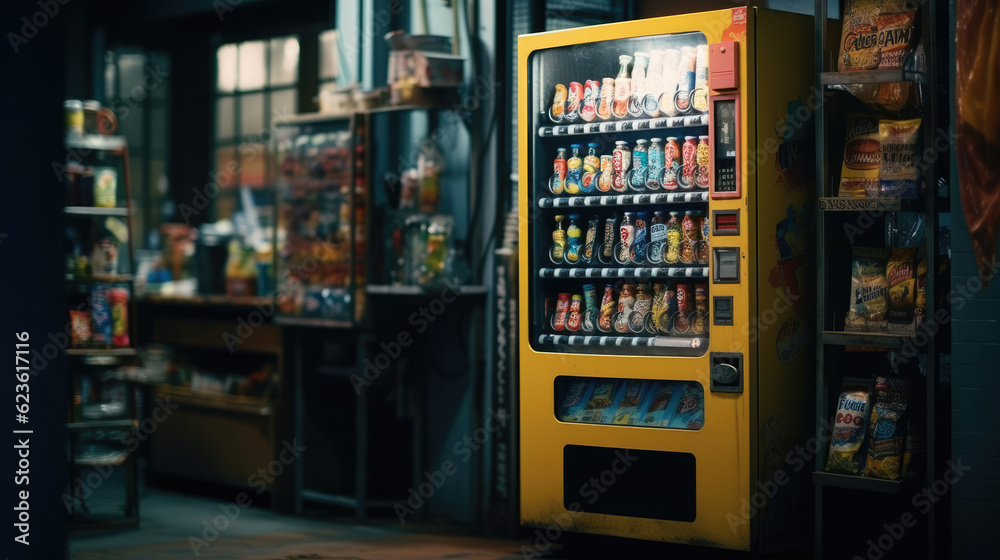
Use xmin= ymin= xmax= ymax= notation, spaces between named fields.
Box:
xmin=839 ymin=115 xmax=881 ymax=197
xmin=838 ymin=0 xmax=881 ymax=71
xmin=826 ymin=377 xmax=874 ymax=475
xmin=886 ymin=248 xmax=917 ymax=334
xmin=864 ymin=375 xmax=909 ymax=480
xmin=879 ymin=118 xmax=921 ymax=199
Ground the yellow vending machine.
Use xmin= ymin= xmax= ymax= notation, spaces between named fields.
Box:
xmin=518 ymin=6 xmax=815 ymax=553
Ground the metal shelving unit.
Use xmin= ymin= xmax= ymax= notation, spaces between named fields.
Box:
xmin=813 ymin=0 xmax=944 ymax=558
xmin=62 ymin=132 xmax=140 ymax=530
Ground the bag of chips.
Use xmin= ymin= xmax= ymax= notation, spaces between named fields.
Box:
xmin=826 ymin=377 xmax=874 ymax=475
xmin=886 ymin=248 xmax=917 ymax=334
xmin=70 ymin=310 xmax=92 ymax=348
xmin=847 ymin=247 xmax=890 ymax=332
xmin=880 ymin=118 xmax=921 ymax=199
xmin=839 ymin=115 xmax=881 ymax=197
xmin=864 ymin=375 xmax=909 ymax=480
xmin=839 ymin=0 xmax=881 ymax=71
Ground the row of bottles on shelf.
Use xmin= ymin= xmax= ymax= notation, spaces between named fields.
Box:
xmin=548 ymin=44 xmax=709 ymax=124
xmin=544 ymin=281 xmax=708 ymax=337
xmin=549 ymin=209 xmax=709 ymax=267
xmin=548 ymin=136 xmax=709 ymax=196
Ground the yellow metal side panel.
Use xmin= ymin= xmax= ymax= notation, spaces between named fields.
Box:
xmin=518 ymin=8 xmax=754 ymax=551
xmin=748 ymin=8 xmax=816 ymax=554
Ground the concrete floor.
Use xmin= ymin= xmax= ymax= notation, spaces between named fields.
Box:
xmin=68 ymin=488 xmax=805 ymax=559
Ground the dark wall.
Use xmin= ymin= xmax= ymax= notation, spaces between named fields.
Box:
xmin=1 ymin=0 xmax=71 ymax=557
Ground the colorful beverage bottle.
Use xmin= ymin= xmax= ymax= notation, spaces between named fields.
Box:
xmin=673 ymin=46 xmax=697 ymax=115
xmin=643 ymin=50 xmax=664 ymax=117
xmin=695 ymin=210 xmax=710 ymax=265
xmin=567 ymin=294 xmax=583 ymax=332
xmin=598 ymin=284 xmax=616 ymax=332
xmin=583 ymin=217 xmax=599 ymax=262
xmin=632 ymin=211 xmax=649 ymax=265
xmin=581 ymin=143 xmax=600 ymax=193
xmin=552 ymin=215 xmax=567 ymax=262
xmin=679 ymin=136 xmax=697 ymax=190
xmin=647 ymin=137 xmax=664 ymax=190
xmin=632 ymin=283 xmax=652 ymax=332
xmin=549 ymin=83 xmax=567 ymax=123
xmin=674 ymin=284 xmax=691 ymax=334
xmin=582 ymin=284 xmax=598 ymax=332
xmin=565 ymin=81 xmax=584 ymax=122
xmin=628 ymin=52 xmax=649 ymax=118
xmin=618 ymin=212 xmax=635 ymax=263
xmin=615 ymin=283 xmax=636 ymax=333
xmin=565 ymin=214 xmax=582 ymax=263
xmin=662 ymin=283 xmax=678 ymax=333
xmin=680 ymin=211 xmax=698 ymax=264
xmin=692 ymin=284 xmax=707 ymax=335
xmin=601 ymin=217 xmax=617 ymax=262
xmin=695 ymin=135 xmax=710 ymax=189
xmin=612 ymin=55 xmax=632 ymax=119
xmin=597 ymin=78 xmax=615 ymax=121
xmin=663 ymin=136 xmax=681 ymax=190
xmin=553 ymin=292 xmax=571 ymax=331
xmin=597 ymin=155 xmax=613 ymax=192
xmin=580 ymin=80 xmax=600 ymax=122
xmin=648 ymin=211 xmax=667 ymax=263
xmin=651 ymin=283 xmax=667 ymax=333
xmin=659 ymin=49 xmax=682 ymax=117
xmin=629 ymin=139 xmax=648 ymax=191
xmin=612 ymin=141 xmax=630 ymax=192
xmin=664 ymin=211 xmax=682 ymax=264
xmin=692 ymin=45 xmax=710 ymax=113
xmin=565 ymin=144 xmax=583 ymax=194
xmin=551 ymin=147 xmax=567 ymax=195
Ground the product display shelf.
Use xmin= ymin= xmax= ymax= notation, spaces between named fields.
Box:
xmin=537 ymin=191 xmax=709 ymax=208
xmin=813 ymin=0 xmax=943 ymax=558
xmin=64 ymin=206 xmax=130 ymax=216
xmin=66 ymin=348 xmax=139 ymax=356
xmin=537 ymin=113 xmax=709 ymax=137
xmin=366 ymin=284 xmax=489 ymax=297
xmin=812 ymin=471 xmax=907 ymax=495
xmin=538 ymin=266 xmax=709 ymax=279
xmin=65 ymin=133 xmax=127 ymax=152
xmin=62 ymin=131 xmax=140 ymax=529
xmin=818 ymin=68 xmax=924 ymax=85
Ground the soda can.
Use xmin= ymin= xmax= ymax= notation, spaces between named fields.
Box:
xmin=549 ymin=83 xmax=567 ymax=123
xmin=580 ymin=80 xmax=600 ymax=122
xmin=695 ymin=135 xmax=711 ymax=189
xmin=597 ymin=78 xmax=615 ymax=121
xmin=679 ymin=136 xmax=697 ymax=190
xmin=565 ymin=81 xmax=584 ymax=122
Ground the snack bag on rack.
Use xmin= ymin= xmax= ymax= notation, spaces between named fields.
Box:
xmin=886 ymin=248 xmax=917 ymax=334
xmin=839 ymin=115 xmax=881 ymax=198
xmin=864 ymin=375 xmax=909 ymax=480
xmin=838 ymin=0 xmax=881 ymax=71
xmin=879 ymin=118 xmax=921 ymax=199
xmin=826 ymin=377 xmax=874 ymax=475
